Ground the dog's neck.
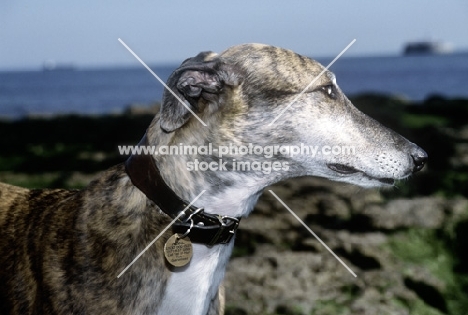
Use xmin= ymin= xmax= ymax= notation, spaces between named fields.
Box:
xmin=145 ymin=120 xmax=273 ymax=218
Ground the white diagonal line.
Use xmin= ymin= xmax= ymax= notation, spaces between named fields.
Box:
xmin=268 ymin=190 xmax=357 ymax=277
xmin=117 ymin=189 xmax=206 ymax=278
xmin=118 ymin=38 xmax=207 ymax=127
xmin=269 ymin=39 xmax=356 ymax=126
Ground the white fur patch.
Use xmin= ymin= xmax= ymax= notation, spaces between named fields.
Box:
xmin=157 ymin=242 xmax=234 ymax=315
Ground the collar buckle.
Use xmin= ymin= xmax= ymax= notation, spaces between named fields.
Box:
xmin=208 ymin=216 xmax=240 ymax=246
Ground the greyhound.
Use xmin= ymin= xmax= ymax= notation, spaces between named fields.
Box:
xmin=0 ymin=43 xmax=427 ymax=315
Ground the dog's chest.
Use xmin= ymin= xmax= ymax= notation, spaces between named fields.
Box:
xmin=157 ymin=242 xmax=233 ymax=315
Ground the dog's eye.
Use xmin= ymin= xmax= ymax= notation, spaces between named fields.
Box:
xmin=320 ymin=84 xmax=337 ymax=99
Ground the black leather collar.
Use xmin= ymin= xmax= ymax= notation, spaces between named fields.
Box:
xmin=124 ymin=134 xmax=240 ymax=246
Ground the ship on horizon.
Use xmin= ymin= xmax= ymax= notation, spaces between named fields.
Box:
xmin=403 ymin=40 xmax=453 ymax=56
xmin=42 ymin=60 xmax=76 ymax=71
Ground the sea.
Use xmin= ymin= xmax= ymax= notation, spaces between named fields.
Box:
xmin=1 ymin=53 xmax=467 ymax=119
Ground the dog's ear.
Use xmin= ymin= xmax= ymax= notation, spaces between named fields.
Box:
xmin=160 ymin=52 xmax=242 ymax=133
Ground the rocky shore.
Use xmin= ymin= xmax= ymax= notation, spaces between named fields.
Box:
xmin=225 ymin=177 xmax=467 ymax=315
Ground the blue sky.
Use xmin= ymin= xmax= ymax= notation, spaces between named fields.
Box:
xmin=1 ymin=0 xmax=467 ymax=70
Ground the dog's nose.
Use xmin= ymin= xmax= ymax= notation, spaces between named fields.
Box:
xmin=410 ymin=145 xmax=428 ymax=173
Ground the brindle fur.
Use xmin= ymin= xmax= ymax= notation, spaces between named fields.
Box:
xmin=0 ymin=167 xmax=173 ymax=314
xmin=0 ymin=43 xmax=426 ymax=315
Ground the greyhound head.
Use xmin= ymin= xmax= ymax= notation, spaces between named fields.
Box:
xmin=153 ymin=43 xmax=427 ymax=193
